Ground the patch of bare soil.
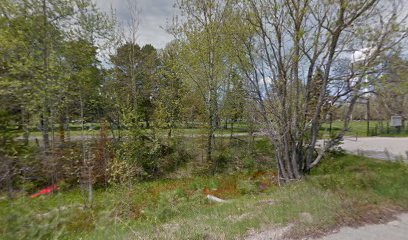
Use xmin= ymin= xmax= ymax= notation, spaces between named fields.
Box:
xmin=245 ymin=225 xmax=292 ymax=240
xmin=335 ymin=204 xmax=402 ymax=226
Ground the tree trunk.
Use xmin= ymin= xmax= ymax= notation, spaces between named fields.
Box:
xmin=58 ymin=114 xmax=65 ymax=143
xmin=41 ymin=114 xmax=50 ymax=151
xmin=41 ymin=0 xmax=50 ymax=152
xmin=207 ymin=112 xmax=214 ymax=164
xmin=80 ymin=94 xmax=93 ymax=208
xmin=230 ymin=121 xmax=234 ymax=140
xmin=22 ymin=109 xmax=29 ymax=145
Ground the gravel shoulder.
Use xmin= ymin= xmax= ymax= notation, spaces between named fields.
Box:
xmin=316 ymin=213 xmax=408 ymax=240
xmin=246 ymin=213 xmax=408 ymax=240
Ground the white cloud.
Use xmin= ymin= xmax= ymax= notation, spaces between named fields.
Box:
xmin=95 ymin=0 xmax=175 ymax=49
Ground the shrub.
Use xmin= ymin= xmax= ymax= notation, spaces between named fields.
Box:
xmin=113 ymin=122 xmax=192 ymax=182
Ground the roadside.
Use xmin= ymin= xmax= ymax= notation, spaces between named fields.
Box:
xmin=243 ymin=155 xmax=408 ymax=240
xmin=315 ymin=213 xmax=408 ymax=240
xmin=1 ymin=155 xmax=407 ymax=239
xmin=245 ymin=213 xmax=408 ymax=240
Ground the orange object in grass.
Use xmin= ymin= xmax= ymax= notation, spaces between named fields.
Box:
xmin=30 ymin=184 xmax=60 ymax=198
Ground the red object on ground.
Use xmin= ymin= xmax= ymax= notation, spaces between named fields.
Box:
xmin=30 ymin=184 xmax=60 ymax=198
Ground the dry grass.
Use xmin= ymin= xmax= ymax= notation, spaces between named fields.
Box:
xmin=1 ymin=154 xmax=408 ymax=239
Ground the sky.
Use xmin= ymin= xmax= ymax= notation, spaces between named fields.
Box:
xmin=94 ymin=0 xmax=408 ymax=54
xmin=95 ymin=0 xmax=176 ymax=49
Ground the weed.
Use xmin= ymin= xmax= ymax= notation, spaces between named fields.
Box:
xmin=1 ymin=154 xmax=408 ymax=239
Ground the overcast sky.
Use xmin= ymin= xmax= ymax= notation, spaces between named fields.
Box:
xmin=95 ymin=0 xmax=176 ymax=49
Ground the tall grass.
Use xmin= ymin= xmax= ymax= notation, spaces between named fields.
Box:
xmin=1 ymin=154 xmax=407 ymax=239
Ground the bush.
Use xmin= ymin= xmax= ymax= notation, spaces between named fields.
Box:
xmin=113 ymin=123 xmax=192 ymax=182
xmin=212 ymin=151 xmax=231 ymax=173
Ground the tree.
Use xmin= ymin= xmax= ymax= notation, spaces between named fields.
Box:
xmin=69 ymin=0 xmax=118 ymax=207
xmin=229 ymin=0 xmax=408 ymax=182
xmin=220 ymin=69 xmax=245 ymax=135
xmin=33 ymin=0 xmax=77 ymax=151
xmin=376 ymin=54 xmax=408 ymax=119
xmin=109 ymin=43 xmax=158 ymax=128
xmin=0 ymin=0 xmax=74 ymax=195
xmin=154 ymin=42 xmax=187 ymax=137
xmin=170 ymin=0 xmax=232 ymax=164
xmin=0 ymin=2 xmax=34 ymax=145
xmin=0 ymin=0 xmax=118 ymax=204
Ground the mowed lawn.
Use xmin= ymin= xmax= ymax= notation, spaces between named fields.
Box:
xmin=18 ymin=120 xmax=408 ymax=141
xmin=1 ymin=154 xmax=408 ymax=240
xmin=321 ymin=120 xmax=408 ymax=137
xmin=17 ymin=122 xmax=251 ymax=139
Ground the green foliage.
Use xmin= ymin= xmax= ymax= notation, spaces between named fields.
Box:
xmin=212 ymin=151 xmax=231 ymax=173
xmin=236 ymin=179 xmax=258 ymax=194
xmin=2 ymin=155 xmax=408 ymax=239
xmin=2 ymin=0 xmax=408 ymax=237
xmin=153 ymin=44 xmax=187 ymax=133
xmin=311 ymin=154 xmax=408 ymax=206
xmin=189 ymin=177 xmax=219 ymax=191
xmin=219 ymin=137 xmax=275 ymax=173
xmin=220 ymin=70 xmax=245 ymax=124
xmin=112 ymin=116 xmax=192 ymax=181
xmin=109 ymin=43 xmax=158 ymax=126
xmin=0 ymin=190 xmax=98 ymax=240
xmin=375 ymin=54 xmax=408 ymax=118
xmin=145 ymin=189 xmax=189 ymax=222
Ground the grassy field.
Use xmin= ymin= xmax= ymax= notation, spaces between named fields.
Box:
xmin=20 ymin=124 xmax=251 ymax=139
xmin=322 ymin=120 xmax=408 ymax=137
xmin=19 ymin=120 xmax=408 ymax=140
xmin=1 ymin=154 xmax=407 ymax=239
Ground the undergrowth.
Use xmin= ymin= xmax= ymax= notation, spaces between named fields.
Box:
xmin=1 ymin=154 xmax=407 ymax=239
